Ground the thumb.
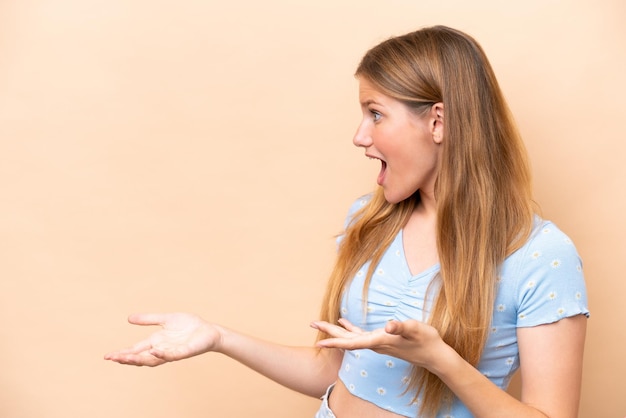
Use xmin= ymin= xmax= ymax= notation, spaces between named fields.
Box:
xmin=385 ymin=319 xmax=423 ymax=338
xmin=384 ymin=320 xmax=403 ymax=335
xmin=128 ymin=313 xmax=168 ymax=326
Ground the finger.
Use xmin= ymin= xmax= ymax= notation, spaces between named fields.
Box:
xmin=104 ymin=339 xmax=152 ymax=359
xmin=311 ymin=321 xmax=354 ymax=338
xmin=385 ymin=319 xmax=424 ymax=338
xmin=150 ymin=345 xmax=189 ymax=361
xmin=128 ymin=313 xmax=168 ymax=326
xmin=317 ymin=337 xmax=357 ymax=350
xmin=129 ymin=339 xmax=153 ymax=353
xmin=384 ymin=320 xmax=403 ymax=335
xmin=338 ymin=318 xmax=363 ymax=333
xmin=122 ymin=339 xmax=154 ymax=354
xmin=317 ymin=333 xmax=382 ymax=350
xmin=108 ymin=352 xmax=165 ymax=367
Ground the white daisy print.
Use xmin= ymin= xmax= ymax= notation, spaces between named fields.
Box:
xmin=376 ymin=268 xmax=385 ymax=276
xmin=349 ymin=383 xmax=355 ymax=391
xmin=377 ymin=387 xmax=386 ymax=395
xmin=548 ymin=292 xmax=557 ymax=300
xmin=519 ymin=313 xmax=527 ymax=320
xmin=531 ymin=251 xmax=541 ymax=259
xmin=505 ymin=357 xmax=515 ymax=366
xmin=360 ymin=370 xmax=368 ymax=377
xmin=527 ymin=280 xmax=536 ymax=288
xmin=341 ymin=307 xmax=348 ymax=315
xmin=354 ymin=352 xmax=361 ymax=359
xmin=357 ymin=270 xmax=364 ymax=277
xmin=497 ymin=304 xmax=506 ymax=312
xmin=557 ymin=308 xmax=565 ymax=315
xmin=575 ymin=292 xmax=582 ymax=300
xmin=551 ymin=259 xmax=561 ymax=268
xmin=542 ymin=228 xmax=551 ymax=234
xmin=345 ymin=364 xmax=351 ymax=372
xmin=386 ymin=360 xmax=395 ymax=368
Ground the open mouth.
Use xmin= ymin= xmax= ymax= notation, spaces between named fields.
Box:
xmin=368 ymin=155 xmax=387 ymax=186
xmin=377 ymin=160 xmax=387 ymax=185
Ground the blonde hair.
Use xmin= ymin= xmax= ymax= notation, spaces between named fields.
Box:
xmin=318 ymin=26 xmax=535 ymax=417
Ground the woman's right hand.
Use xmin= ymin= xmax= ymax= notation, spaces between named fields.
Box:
xmin=104 ymin=313 xmax=222 ymax=367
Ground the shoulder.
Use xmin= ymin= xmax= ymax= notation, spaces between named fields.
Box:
xmin=335 ymin=194 xmax=374 ymax=246
xmin=342 ymin=193 xmax=373 ymax=227
xmin=501 ymin=216 xmax=589 ymax=326
xmin=505 ymin=217 xmax=580 ymax=264
xmin=528 ymin=217 xmax=579 ymax=255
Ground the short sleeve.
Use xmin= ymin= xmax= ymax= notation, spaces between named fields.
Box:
xmin=336 ymin=194 xmax=373 ymax=247
xmin=515 ymin=222 xmax=590 ymax=327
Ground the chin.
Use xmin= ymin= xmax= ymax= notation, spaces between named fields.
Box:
xmin=382 ymin=191 xmax=406 ymax=205
xmin=382 ymin=187 xmax=419 ymax=205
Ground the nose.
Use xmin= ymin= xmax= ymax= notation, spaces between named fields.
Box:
xmin=353 ymin=120 xmax=372 ymax=148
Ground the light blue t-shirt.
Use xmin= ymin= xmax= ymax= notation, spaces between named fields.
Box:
xmin=337 ymin=197 xmax=589 ymax=418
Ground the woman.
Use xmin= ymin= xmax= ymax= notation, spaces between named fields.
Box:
xmin=105 ymin=26 xmax=589 ymax=418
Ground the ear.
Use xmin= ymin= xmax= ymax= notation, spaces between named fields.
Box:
xmin=430 ymin=102 xmax=444 ymax=144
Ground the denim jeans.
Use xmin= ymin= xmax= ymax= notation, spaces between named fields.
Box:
xmin=313 ymin=384 xmax=336 ymax=418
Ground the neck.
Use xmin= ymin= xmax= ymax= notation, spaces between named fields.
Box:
xmin=417 ymin=189 xmax=438 ymax=217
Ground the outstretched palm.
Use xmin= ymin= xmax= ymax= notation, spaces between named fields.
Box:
xmin=104 ymin=313 xmax=220 ymax=367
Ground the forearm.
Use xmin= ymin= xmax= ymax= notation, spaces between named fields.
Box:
xmin=433 ymin=346 xmax=548 ymax=418
xmin=216 ymin=325 xmax=341 ymax=398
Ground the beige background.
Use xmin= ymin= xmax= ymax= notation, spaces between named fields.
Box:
xmin=1 ymin=1 xmax=624 ymax=417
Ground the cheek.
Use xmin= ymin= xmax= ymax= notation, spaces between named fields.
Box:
xmin=413 ymin=141 xmax=440 ymax=166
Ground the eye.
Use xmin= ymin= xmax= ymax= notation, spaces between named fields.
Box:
xmin=370 ymin=109 xmax=382 ymax=122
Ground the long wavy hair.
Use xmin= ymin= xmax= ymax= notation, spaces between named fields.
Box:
xmin=318 ymin=26 xmax=535 ymax=417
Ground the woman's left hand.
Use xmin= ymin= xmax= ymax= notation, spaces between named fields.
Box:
xmin=311 ymin=318 xmax=451 ymax=371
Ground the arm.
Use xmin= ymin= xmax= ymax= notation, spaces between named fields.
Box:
xmin=217 ymin=325 xmax=343 ymax=397
xmin=431 ymin=315 xmax=586 ymax=417
xmin=314 ymin=314 xmax=586 ymax=417
xmin=104 ymin=312 xmax=342 ymax=398
xmin=516 ymin=315 xmax=587 ymax=416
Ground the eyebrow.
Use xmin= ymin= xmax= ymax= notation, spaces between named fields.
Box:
xmin=360 ymin=99 xmax=382 ymax=107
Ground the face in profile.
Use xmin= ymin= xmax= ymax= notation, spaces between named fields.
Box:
xmin=352 ymin=78 xmax=444 ymax=204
